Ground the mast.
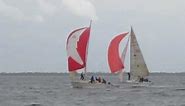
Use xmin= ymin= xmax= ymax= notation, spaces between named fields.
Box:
xmin=120 ymin=37 xmax=130 ymax=82
xmin=121 ymin=37 xmax=130 ymax=63
xmin=119 ymin=71 xmax=124 ymax=82
xmin=84 ymin=20 xmax=92 ymax=74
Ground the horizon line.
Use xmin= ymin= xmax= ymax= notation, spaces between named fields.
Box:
xmin=0 ymin=72 xmax=185 ymax=74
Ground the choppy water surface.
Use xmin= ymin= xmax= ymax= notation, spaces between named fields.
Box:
xmin=0 ymin=73 xmax=185 ymax=106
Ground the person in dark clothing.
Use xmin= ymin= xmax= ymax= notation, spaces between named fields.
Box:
xmin=80 ymin=72 xmax=84 ymax=80
xmin=96 ymin=76 xmax=101 ymax=83
xmin=127 ymin=72 xmax=131 ymax=80
xmin=102 ymin=78 xmax=106 ymax=84
xmin=139 ymin=77 xmax=144 ymax=82
xmin=95 ymin=77 xmax=98 ymax=81
xmin=90 ymin=75 xmax=95 ymax=83
xmin=143 ymin=78 xmax=148 ymax=82
xmin=143 ymin=78 xmax=151 ymax=82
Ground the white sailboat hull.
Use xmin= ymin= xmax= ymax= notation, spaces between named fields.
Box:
xmin=123 ymin=80 xmax=153 ymax=87
xmin=71 ymin=80 xmax=106 ymax=88
xmin=71 ymin=80 xmax=119 ymax=88
xmin=125 ymin=80 xmax=140 ymax=84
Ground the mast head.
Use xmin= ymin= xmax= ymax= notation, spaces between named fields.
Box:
xmin=89 ymin=20 xmax=92 ymax=28
xmin=130 ymin=25 xmax=133 ymax=32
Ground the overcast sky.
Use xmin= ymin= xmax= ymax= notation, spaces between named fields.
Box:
xmin=0 ymin=0 xmax=185 ymax=73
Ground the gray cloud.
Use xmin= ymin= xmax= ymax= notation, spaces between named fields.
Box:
xmin=0 ymin=0 xmax=62 ymax=22
xmin=37 ymin=0 xmax=58 ymax=16
xmin=62 ymin=0 xmax=98 ymax=20
xmin=0 ymin=0 xmax=24 ymax=20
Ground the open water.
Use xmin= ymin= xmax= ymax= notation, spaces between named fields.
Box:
xmin=0 ymin=73 xmax=185 ymax=106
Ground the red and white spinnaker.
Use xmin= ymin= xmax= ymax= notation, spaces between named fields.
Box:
xmin=66 ymin=23 xmax=91 ymax=72
xmin=108 ymin=32 xmax=129 ymax=82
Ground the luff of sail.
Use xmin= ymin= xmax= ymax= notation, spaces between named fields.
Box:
xmin=108 ymin=32 xmax=128 ymax=73
xmin=66 ymin=27 xmax=91 ymax=72
xmin=130 ymin=27 xmax=149 ymax=79
xmin=121 ymin=37 xmax=130 ymax=64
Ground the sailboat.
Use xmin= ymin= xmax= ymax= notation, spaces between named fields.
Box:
xmin=66 ymin=21 xmax=109 ymax=88
xmin=108 ymin=27 xmax=151 ymax=84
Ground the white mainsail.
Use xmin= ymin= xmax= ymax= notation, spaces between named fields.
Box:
xmin=130 ymin=27 xmax=149 ymax=80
